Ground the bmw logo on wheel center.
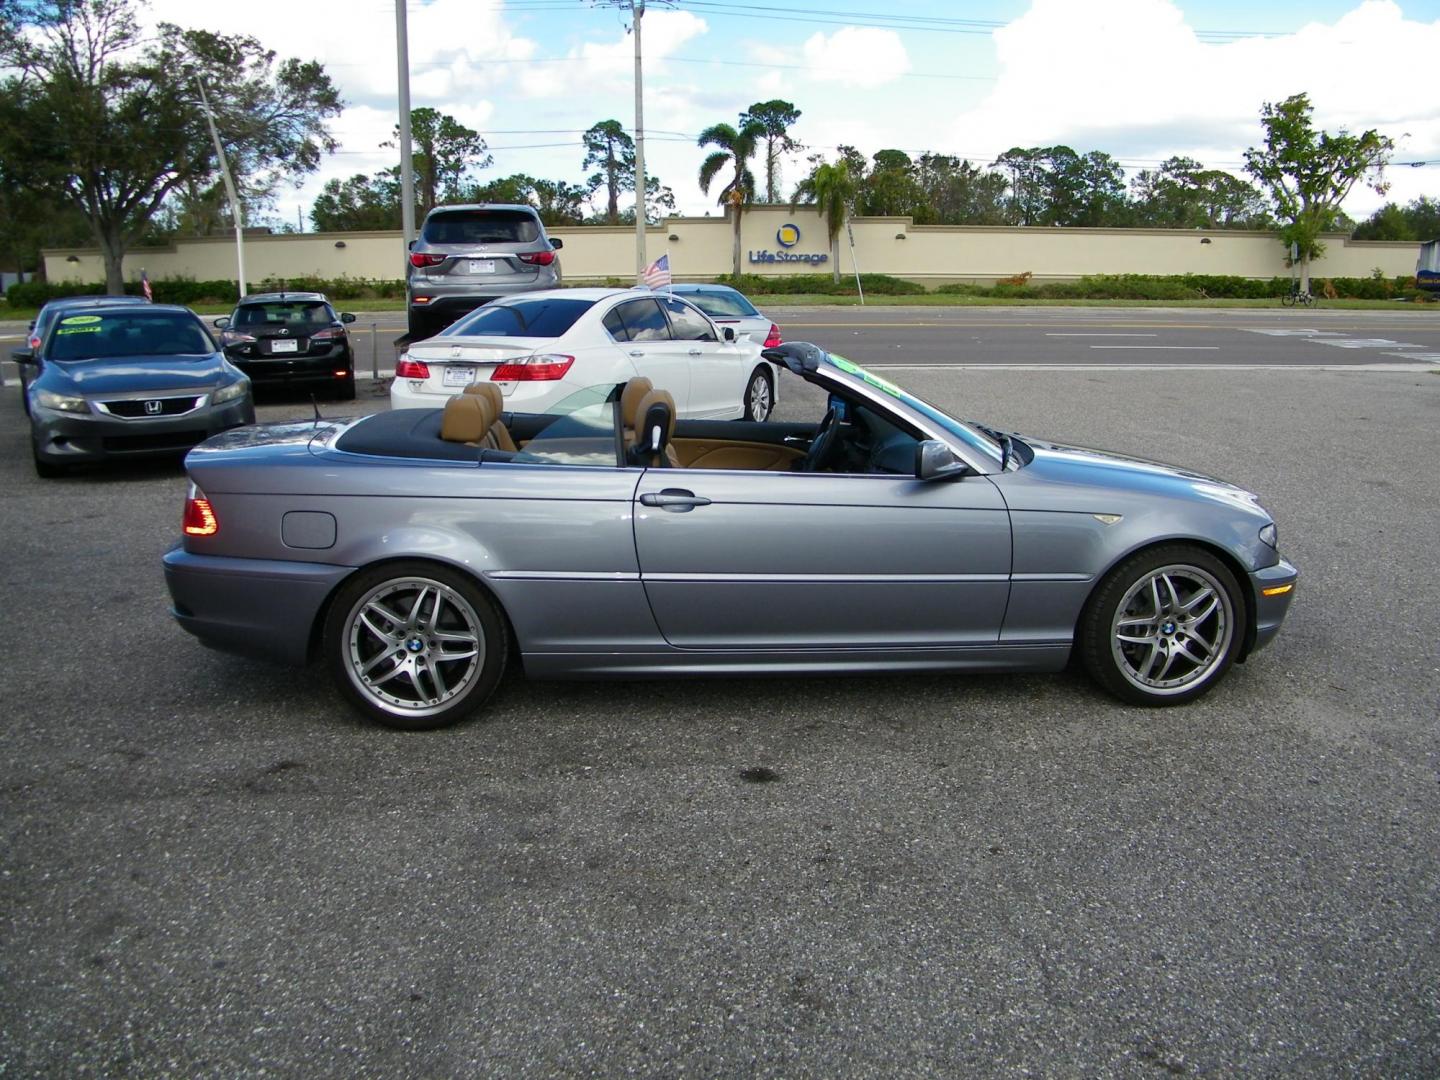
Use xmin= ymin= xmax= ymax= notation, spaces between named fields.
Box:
xmin=749 ymin=222 xmax=829 ymax=265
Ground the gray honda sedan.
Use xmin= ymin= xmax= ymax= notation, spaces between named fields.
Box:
xmin=163 ymin=343 xmax=1297 ymax=730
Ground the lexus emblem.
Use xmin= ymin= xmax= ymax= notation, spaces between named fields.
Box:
xmin=144 ymin=399 xmax=162 ymax=415
xmin=278 ymin=328 xmax=290 ymax=336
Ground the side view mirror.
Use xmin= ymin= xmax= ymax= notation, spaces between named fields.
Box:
xmin=11 ymin=347 xmax=34 ymax=365
xmin=915 ymin=439 xmax=969 ymax=481
xmin=549 ymin=237 xmax=564 ymax=250
xmin=213 ymin=316 xmax=231 ymax=330
xmin=27 ymin=320 xmax=35 ymax=331
xmin=340 ymin=312 xmax=357 ymax=324
xmin=722 ymin=326 xmax=736 ymax=343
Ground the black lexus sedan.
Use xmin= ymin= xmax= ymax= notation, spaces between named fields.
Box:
xmin=213 ymin=292 xmax=358 ymax=399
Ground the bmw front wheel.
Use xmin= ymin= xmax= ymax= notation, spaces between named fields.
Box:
xmin=1080 ymin=545 xmax=1245 ymax=706
xmin=324 ymin=561 xmax=507 ymax=730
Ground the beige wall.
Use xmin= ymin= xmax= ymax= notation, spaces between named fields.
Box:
xmin=42 ymin=207 xmax=1422 ymax=287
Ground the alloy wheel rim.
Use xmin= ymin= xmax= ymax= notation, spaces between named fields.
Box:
xmin=749 ymin=376 xmax=771 ymax=419
xmin=1110 ymin=564 xmax=1232 ymax=695
xmin=344 ymin=577 xmax=484 ymax=717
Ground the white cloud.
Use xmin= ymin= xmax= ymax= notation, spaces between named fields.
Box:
xmin=524 ymin=10 xmax=709 ymax=100
xmin=801 ymin=28 xmax=911 ymax=88
xmin=948 ymin=0 xmax=1440 ymax=216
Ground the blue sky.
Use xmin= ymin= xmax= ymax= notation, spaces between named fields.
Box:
xmin=144 ymin=0 xmax=1440 ymax=227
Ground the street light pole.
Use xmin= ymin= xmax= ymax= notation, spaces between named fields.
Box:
xmin=194 ymin=77 xmax=246 ymax=298
xmin=632 ymin=0 xmax=647 ymax=282
xmin=396 ymin=0 xmax=416 ymax=246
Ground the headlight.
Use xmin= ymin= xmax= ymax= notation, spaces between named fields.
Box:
xmin=212 ymin=379 xmax=250 ymax=404
xmin=35 ymin=388 xmax=88 ymax=413
xmin=1259 ymin=523 xmax=1278 ymax=548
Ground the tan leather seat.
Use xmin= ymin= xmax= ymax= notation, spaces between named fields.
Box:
xmin=630 ymin=388 xmax=679 ymax=467
xmin=619 ymin=376 xmax=654 ymax=446
xmin=440 ymin=394 xmax=489 ymax=444
xmin=461 ymin=381 xmax=517 ymax=451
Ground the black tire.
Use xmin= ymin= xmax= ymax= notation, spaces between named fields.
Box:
xmin=336 ymin=375 xmax=356 ymax=401
xmin=1280 ymin=292 xmax=1295 ymax=307
xmin=1079 ymin=544 xmax=1245 ymax=706
xmin=406 ymin=310 xmax=432 ymax=341
xmin=742 ymin=366 xmax=774 ymax=422
xmin=323 ymin=560 xmax=508 ymax=730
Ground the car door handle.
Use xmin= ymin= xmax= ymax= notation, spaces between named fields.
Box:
xmin=629 ymin=349 xmax=645 ymax=357
xmin=687 ymin=348 xmax=703 ymax=356
xmin=639 ymin=489 xmax=711 ymax=511
xmin=783 ymin=435 xmax=810 ymax=445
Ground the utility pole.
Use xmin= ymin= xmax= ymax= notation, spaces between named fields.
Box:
xmin=396 ymin=0 xmax=416 ymax=246
xmin=194 ymin=77 xmax=247 ymax=298
xmin=632 ymin=0 xmax=647 ymax=281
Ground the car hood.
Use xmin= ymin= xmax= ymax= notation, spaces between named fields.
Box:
xmin=49 ymin=354 xmax=231 ymax=395
xmin=1005 ymin=434 xmax=1268 ymax=516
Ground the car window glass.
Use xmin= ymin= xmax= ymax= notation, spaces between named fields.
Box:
xmin=48 ymin=312 xmax=213 ymax=361
xmin=444 ymin=298 xmax=595 ymax=338
xmin=511 ymin=394 xmax=620 ymax=468
xmin=422 ymin=210 xmax=541 ymax=245
xmin=661 ymin=298 xmax=717 ymax=342
xmin=235 ymin=302 xmax=331 ymax=328
xmin=615 ymin=299 xmax=670 ymax=342
xmin=682 ymin=291 xmax=758 ymax=318
xmin=602 ymin=308 xmax=630 ymax=342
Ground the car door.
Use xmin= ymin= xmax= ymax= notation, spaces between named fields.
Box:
xmin=604 ymin=298 xmax=692 ymax=411
xmin=658 ymin=296 xmax=739 ymax=419
xmin=631 ymin=469 xmax=1012 ymax=650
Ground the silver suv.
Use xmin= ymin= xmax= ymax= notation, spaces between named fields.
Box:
xmin=406 ymin=204 xmax=563 ymax=340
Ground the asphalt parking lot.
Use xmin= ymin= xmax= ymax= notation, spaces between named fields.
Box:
xmin=1 ymin=326 xmax=1438 ymax=1075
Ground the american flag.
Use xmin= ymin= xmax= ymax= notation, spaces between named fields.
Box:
xmin=140 ymin=268 xmax=153 ymax=302
xmin=642 ymin=253 xmax=672 ymax=290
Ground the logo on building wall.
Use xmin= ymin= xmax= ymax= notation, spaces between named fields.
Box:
xmin=750 ymin=221 xmax=828 ymax=266
xmin=776 ymin=223 xmax=801 ymax=248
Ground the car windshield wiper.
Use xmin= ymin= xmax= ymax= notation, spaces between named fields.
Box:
xmin=970 ymin=422 xmax=1012 ymax=469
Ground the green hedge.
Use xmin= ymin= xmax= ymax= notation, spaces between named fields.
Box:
xmin=5 ymin=275 xmax=407 ymax=308
xmin=712 ymin=273 xmax=927 ymax=296
xmin=935 ymin=273 xmax=1426 ymax=301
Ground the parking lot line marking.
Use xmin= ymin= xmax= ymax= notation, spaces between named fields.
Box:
xmin=865 ymin=363 xmax=1439 ymax=372
xmin=1087 ymin=345 xmax=1221 ymax=350
xmin=1046 ymin=332 xmax=1158 ymax=337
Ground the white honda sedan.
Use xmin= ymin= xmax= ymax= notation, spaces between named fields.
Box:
xmin=391 ymin=288 xmax=779 ymax=421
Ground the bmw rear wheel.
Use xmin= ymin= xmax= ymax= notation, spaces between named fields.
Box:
xmin=1080 ymin=545 xmax=1245 ymax=706
xmin=324 ymin=561 xmax=507 ymax=730
xmin=743 ymin=366 xmax=774 ymax=422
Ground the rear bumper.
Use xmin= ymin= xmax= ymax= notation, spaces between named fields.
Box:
xmin=163 ymin=547 xmax=354 ymax=666
xmin=228 ymin=343 xmax=353 ymax=386
xmin=1246 ymin=558 xmax=1299 ymax=658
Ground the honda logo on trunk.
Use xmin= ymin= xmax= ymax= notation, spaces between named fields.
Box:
xmin=144 ymin=399 xmax=162 ymax=415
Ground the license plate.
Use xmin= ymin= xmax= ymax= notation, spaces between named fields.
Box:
xmin=468 ymin=260 xmax=496 ymax=274
xmin=270 ymin=339 xmax=299 ymax=353
xmin=442 ymin=365 xmax=476 ymax=387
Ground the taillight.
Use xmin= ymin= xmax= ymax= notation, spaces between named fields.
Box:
xmin=310 ymin=327 xmax=342 ymax=341
xmin=28 ymin=335 xmax=41 ymax=351
xmin=221 ymin=330 xmax=256 ymax=346
xmin=491 ymin=354 xmax=575 ymax=381
xmin=409 ymin=252 xmax=446 ymax=268
xmin=395 ymin=356 xmax=431 ymax=379
xmin=183 ymin=485 xmax=218 ymax=537
xmin=763 ymin=323 xmax=782 ymax=348
xmin=517 ymin=250 xmax=556 ymax=266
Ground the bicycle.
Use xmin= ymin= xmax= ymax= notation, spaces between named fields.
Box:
xmin=1280 ymin=285 xmax=1316 ymax=307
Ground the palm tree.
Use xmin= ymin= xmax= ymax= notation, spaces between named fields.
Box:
xmin=698 ymin=120 xmax=764 ymax=278
xmin=792 ymin=160 xmax=856 ymax=284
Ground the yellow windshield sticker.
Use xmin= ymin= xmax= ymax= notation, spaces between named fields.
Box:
xmin=831 ymin=354 xmax=901 ymax=397
xmin=56 ymin=325 xmax=102 ymax=335
xmin=60 ymin=314 xmax=103 ymax=325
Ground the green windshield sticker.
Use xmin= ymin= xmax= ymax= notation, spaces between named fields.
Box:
xmin=56 ymin=325 xmax=102 ymax=335
xmin=60 ymin=314 xmax=102 ymax=325
xmin=830 ymin=354 xmax=901 ymax=397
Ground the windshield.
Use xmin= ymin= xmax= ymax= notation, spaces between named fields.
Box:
xmin=233 ymin=301 xmax=333 ymax=329
xmin=681 ymin=290 xmax=759 ymax=318
xmin=825 ymin=354 xmax=1005 ymax=465
xmin=445 ymin=298 xmax=595 ymax=338
xmin=47 ymin=311 xmax=214 ymax=361
xmin=423 ymin=209 xmax=541 ymax=245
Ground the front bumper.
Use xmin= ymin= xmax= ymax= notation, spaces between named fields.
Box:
xmin=163 ymin=547 xmax=355 ymax=666
xmin=32 ymin=397 xmax=255 ymax=465
xmin=1246 ymin=558 xmax=1299 ymax=657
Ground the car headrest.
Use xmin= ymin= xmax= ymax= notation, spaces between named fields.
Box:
xmin=620 ymin=376 xmax=655 ymax=430
xmin=462 ymin=381 xmax=505 ymax=417
xmin=440 ymin=394 xmax=490 ymax=443
xmin=634 ymin=388 xmax=675 ymax=450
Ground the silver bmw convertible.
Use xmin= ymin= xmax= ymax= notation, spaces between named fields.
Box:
xmin=162 ymin=342 xmax=1297 ymax=730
